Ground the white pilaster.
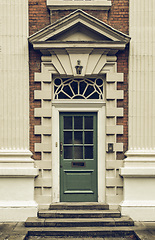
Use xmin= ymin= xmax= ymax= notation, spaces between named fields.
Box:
xmin=0 ymin=0 xmax=38 ymax=221
xmin=120 ymin=0 xmax=155 ymax=221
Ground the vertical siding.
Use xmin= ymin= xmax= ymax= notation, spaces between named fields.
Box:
xmin=129 ymin=0 xmax=155 ymax=150
xmin=0 ymin=0 xmax=29 ymax=150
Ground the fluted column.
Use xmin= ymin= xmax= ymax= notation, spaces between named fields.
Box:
xmin=0 ymin=0 xmax=29 ymax=153
xmin=0 ymin=0 xmax=38 ymax=221
xmin=120 ymin=0 xmax=155 ymax=221
xmin=129 ymin=0 xmax=155 ymax=152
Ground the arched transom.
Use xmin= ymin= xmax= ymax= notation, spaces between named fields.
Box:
xmin=53 ymin=76 xmax=105 ymax=100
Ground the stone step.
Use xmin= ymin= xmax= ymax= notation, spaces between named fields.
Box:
xmin=38 ymin=209 xmax=121 ymax=219
xmin=25 ymin=216 xmax=134 ymax=228
xmin=27 ymin=236 xmax=138 ymax=240
xmin=49 ymin=202 xmax=109 ymax=210
xmin=26 ymin=226 xmax=135 ymax=238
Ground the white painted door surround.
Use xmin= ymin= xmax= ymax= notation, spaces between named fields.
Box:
xmin=29 ymin=9 xmax=130 ymax=209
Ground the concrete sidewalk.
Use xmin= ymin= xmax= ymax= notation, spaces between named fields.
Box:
xmin=0 ymin=222 xmax=155 ymax=240
xmin=134 ymin=222 xmax=155 ymax=240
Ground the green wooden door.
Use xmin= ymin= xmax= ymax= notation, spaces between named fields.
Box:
xmin=60 ymin=112 xmax=97 ymax=202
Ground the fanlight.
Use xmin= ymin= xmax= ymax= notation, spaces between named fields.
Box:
xmin=53 ymin=77 xmax=104 ymax=100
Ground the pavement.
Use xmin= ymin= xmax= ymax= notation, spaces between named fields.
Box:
xmin=0 ymin=222 xmax=155 ymax=240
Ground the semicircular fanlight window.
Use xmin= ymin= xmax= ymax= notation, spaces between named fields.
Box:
xmin=53 ymin=77 xmax=104 ymax=100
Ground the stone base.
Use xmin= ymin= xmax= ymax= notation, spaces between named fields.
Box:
xmin=0 ymin=201 xmax=38 ymax=222
xmin=120 ymin=202 xmax=155 ymax=221
xmin=120 ymin=151 xmax=155 ymax=221
xmin=0 ymin=150 xmax=39 ymax=222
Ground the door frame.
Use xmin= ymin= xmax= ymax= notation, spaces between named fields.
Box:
xmin=52 ymin=100 xmax=106 ymax=203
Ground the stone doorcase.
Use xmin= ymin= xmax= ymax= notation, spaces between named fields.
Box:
xmin=29 ymin=10 xmax=130 ymax=210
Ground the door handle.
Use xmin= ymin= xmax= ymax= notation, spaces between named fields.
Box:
xmin=60 ymin=142 xmax=63 ymax=156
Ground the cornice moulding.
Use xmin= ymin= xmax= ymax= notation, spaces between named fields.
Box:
xmin=52 ymin=100 xmax=105 ymax=108
xmin=125 ymin=150 xmax=155 ymax=157
xmin=0 ymin=168 xmax=39 ymax=178
xmin=0 ymin=150 xmax=32 ymax=155
xmin=47 ymin=0 xmax=112 ymax=10
xmin=120 ymin=167 xmax=155 ymax=178
xmin=0 ymin=150 xmax=34 ymax=163
xmin=121 ymin=200 xmax=155 ymax=207
xmin=32 ymin=42 xmax=127 ymax=54
xmin=0 ymin=201 xmax=38 ymax=207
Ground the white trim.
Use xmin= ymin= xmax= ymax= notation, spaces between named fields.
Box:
xmin=52 ymin=100 xmax=105 ymax=107
xmin=0 ymin=201 xmax=38 ymax=207
xmin=0 ymin=150 xmax=33 ymax=163
xmin=0 ymin=168 xmax=39 ymax=177
xmin=120 ymin=167 xmax=155 ymax=178
xmin=52 ymin=101 xmax=106 ymax=203
xmin=47 ymin=1 xmax=112 ymax=11
xmin=33 ymin=43 xmax=127 ymax=52
xmin=121 ymin=200 xmax=155 ymax=207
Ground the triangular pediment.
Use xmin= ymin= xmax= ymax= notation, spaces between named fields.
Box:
xmin=47 ymin=23 xmax=112 ymax=42
xmin=29 ymin=10 xmax=131 ymax=76
xmin=29 ymin=9 xmax=130 ymax=44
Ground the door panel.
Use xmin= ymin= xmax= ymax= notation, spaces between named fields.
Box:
xmin=60 ymin=112 xmax=97 ymax=202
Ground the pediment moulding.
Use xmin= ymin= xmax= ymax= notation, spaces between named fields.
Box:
xmin=29 ymin=9 xmax=130 ymax=56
